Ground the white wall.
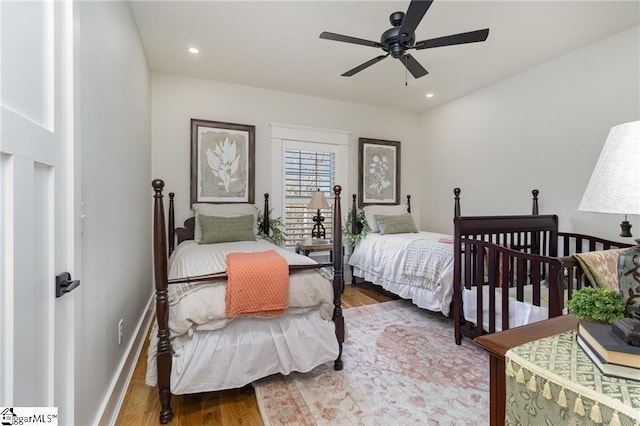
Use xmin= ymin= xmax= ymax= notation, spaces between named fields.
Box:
xmin=419 ymin=26 xmax=640 ymax=242
xmin=151 ymin=73 xmax=421 ymax=229
xmin=77 ymin=2 xmax=151 ymax=424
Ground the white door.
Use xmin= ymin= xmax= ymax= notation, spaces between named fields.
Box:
xmin=0 ymin=0 xmax=77 ymax=422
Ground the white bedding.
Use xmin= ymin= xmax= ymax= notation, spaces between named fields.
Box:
xmin=349 ymin=231 xmax=455 ymax=315
xmin=145 ymin=239 xmax=338 ymax=394
xmin=167 ymin=240 xmax=334 ymax=340
xmin=462 ymin=286 xmax=569 ymax=332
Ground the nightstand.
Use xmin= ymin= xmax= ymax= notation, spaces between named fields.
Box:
xmin=296 ymin=241 xmax=334 ymax=262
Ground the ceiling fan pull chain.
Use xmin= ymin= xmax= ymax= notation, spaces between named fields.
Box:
xmin=405 ymin=56 xmax=408 ymax=86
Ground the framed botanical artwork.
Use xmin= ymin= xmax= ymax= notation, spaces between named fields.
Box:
xmin=191 ymin=119 xmax=255 ymax=205
xmin=358 ymin=138 xmax=401 ymax=207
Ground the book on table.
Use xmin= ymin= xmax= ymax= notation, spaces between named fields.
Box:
xmin=577 ymin=321 xmax=640 ymax=368
xmin=577 ymin=335 xmax=640 ymax=381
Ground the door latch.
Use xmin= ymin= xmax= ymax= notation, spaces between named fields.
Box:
xmin=56 ymin=272 xmax=80 ymax=298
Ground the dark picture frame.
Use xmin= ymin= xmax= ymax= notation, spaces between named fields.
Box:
xmin=358 ymin=137 xmax=401 ymax=207
xmin=191 ymin=119 xmax=255 ymax=205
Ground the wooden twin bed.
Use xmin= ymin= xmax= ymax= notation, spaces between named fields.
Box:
xmin=349 ymin=192 xmax=458 ymax=315
xmin=149 ymin=179 xmax=345 ymax=424
xmin=347 ymin=188 xmax=631 ymax=345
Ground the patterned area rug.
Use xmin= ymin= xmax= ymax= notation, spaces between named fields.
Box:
xmin=252 ymin=299 xmax=489 ymax=425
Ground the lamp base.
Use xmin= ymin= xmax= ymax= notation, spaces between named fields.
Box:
xmin=620 ymin=220 xmax=633 ymax=238
xmin=618 ymin=238 xmax=640 ymax=320
xmin=312 ymin=209 xmax=326 ymax=239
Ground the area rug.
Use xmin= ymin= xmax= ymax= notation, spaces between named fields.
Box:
xmin=252 ymin=299 xmax=489 ymax=425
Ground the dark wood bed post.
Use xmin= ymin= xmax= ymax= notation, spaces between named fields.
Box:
xmin=332 ymin=185 xmax=345 ymax=370
xmin=407 ymin=195 xmax=411 ymax=213
xmin=263 ymin=193 xmax=270 ymax=235
xmin=350 ymin=194 xmax=358 ymax=285
xmin=152 ymin=180 xmax=174 ymax=424
xmin=168 ymin=192 xmax=175 ymax=256
xmin=351 ymin=194 xmax=358 ymax=235
xmin=531 ymin=189 xmax=540 ymax=254
xmin=453 ymin=187 xmax=463 ymax=345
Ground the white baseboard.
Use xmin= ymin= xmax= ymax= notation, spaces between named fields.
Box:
xmin=95 ymin=293 xmax=155 ymax=425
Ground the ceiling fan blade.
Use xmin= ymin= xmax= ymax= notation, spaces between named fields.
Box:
xmin=341 ymin=54 xmax=389 ymax=77
xmin=399 ymin=0 xmax=434 ymax=37
xmin=320 ymin=31 xmax=381 ymax=48
xmin=414 ymin=28 xmax=490 ymax=50
xmin=400 ymin=54 xmax=428 ymax=79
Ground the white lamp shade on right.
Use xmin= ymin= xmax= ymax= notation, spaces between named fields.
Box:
xmin=578 ymin=121 xmax=640 ymax=215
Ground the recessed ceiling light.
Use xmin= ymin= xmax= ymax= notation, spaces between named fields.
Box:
xmin=425 ymin=93 xmax=434 ymax=98
xmin=188 ymin=47 xmax=199 ymax=54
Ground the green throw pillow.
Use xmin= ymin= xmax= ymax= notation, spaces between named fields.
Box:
xmin=198 ymin=214 xmax=256 ymax=244
xmin=374 ymin=214 xmax=418 ymax=235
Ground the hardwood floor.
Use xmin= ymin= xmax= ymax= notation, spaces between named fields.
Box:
xmin=115 ymin=283 xmax=397 ymax=425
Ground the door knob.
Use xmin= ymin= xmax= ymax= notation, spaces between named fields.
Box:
xmin=56 ymin=272 xmax=80 ymax=298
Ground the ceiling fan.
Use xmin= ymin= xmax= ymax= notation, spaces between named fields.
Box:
xmin=319 ymin=0 xmax=489 ymax=79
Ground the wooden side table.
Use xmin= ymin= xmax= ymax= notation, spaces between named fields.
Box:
xmin=474 ymin=314 xmax=578 ymax=426
xmin=296 ymin=241 xmax=334 ymax=262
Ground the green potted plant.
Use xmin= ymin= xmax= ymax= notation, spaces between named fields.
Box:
xmin=342 ymin=208 xmax=370 ymax=247
xmin=567 ymin=287 xmax=630 ymax=323
xmin=257 ymin=210 xmax=286 ymax=246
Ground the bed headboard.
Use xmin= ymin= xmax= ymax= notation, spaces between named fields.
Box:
xmin=349 ymin=194 xmax=414 ymax=236
xmin=454 ymin=188 xmax=547 ymax=255
xmin=168 ymin=192 xmax=272 ymax=255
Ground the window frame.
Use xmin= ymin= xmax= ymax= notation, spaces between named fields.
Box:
xmin=270 ymin=124 xmax=350 ymax=249
xmin=282 ymin=142 xmax=337 ymax=247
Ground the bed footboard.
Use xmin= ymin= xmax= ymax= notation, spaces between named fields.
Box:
xmin=456 ymin=238 xmax=569 ymax=343
xmin=453 ymin=215 xmax=560 ymax=344
xmin=454 ymin=220 xmax=632 ymax=344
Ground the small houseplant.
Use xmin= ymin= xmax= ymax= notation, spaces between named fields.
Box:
xmin=567 ymin=287 xmax=629 ymax=323
xmin=257 ymin=210 xmax=286 ymax=246
xmin=343 ymin=209 xmax=370 ymax=247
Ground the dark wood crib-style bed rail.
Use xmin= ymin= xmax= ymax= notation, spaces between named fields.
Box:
xmin=151 ymin=179 xmax=345 ymax=424
xmin=453 ymin=212 xmax=632 ymax=344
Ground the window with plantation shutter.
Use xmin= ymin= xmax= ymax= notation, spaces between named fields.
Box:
xmin=283 ymin=144 xmax=337 ymax=248
xmin=271 ymin=124 xmax=349 ymax=251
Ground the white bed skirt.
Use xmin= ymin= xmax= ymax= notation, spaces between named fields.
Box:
xmin=351 ymin=266 xmax=452 ymax=315
xmin=462 ymin=286 xmax=567 ymax=332
xmin=146 ymin=309 xmax=339 ymax=395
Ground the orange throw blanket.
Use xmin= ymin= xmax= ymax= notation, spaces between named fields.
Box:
xmin=225 ymin=250 xmax=289 ymax=317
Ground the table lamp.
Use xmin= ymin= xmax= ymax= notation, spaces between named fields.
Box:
xmin=578 ymin=120 xmax=640 ymax=320
xmin=308 ymin=189 xmax=330 ymax=240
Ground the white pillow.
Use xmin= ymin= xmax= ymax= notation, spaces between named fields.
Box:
xmin=363 ymin=204 xmax=409 ymax=232
xmin=192 ymin=203 xmax=259 ymax=242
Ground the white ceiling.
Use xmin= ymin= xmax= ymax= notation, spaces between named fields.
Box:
xmin=130 ymin=1 xmax=639 ymax=113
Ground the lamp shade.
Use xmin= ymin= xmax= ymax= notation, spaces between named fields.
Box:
xmin=578 ymin=121 xmax=640 ymax=214
xmin=308 ymin=189 xmax=330 ymax=210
